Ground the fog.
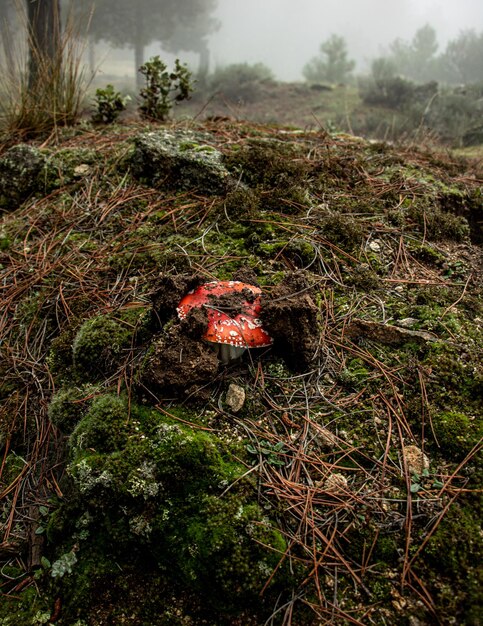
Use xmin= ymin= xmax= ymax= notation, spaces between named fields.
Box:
xmin=206 ymin=0 xmax=483 ymax=80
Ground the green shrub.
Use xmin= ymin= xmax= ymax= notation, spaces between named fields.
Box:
xmin=361 ymin=75 xmax=419 ymax=109
xmin=209 ymin=62 xmax=275 ymax=102
xmin=425 ymin=87 xmax=483 ymax=145
xmin=138 ymin=56 xmax=193 ymax=121
xmin=92 ymin=84 xmax=130 ymax=123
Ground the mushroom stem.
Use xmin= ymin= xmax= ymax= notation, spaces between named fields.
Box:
xmin=218 ymin=344 xmax=246 ymax=364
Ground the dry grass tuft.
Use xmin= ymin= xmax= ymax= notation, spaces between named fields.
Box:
xmin=0 ymin=4 xmax=90 ymax=140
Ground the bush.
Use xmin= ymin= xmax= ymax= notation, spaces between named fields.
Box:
xmin=361 ymin=74 xmax=419 ymax=109
xmin=138 ymin=56 xmax=193 ymax=121
xmin=92 ymin=84 xmax=130 ymax=124
xmin=425 ymin=86 xmax=483 ymax=145
xmin=208 ymin=62 xmax=275 ymax=102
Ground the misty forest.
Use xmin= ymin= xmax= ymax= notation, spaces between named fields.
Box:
xmin=0 ymin=0 xmax=482 ymax=624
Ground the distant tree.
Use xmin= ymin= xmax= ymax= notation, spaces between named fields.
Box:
xmin=389 ymin=24 xmax=438 ymax=82
xmin=303 ymin=34 xmax=355 ymax=84
xmin=439 ymin=30 xmax=483 ymax=83
xmin=162 ymin=1 xmax=220 ymax=84
xmin=26 ymin=0 xmax=61 ymax=87
xmin=85 ymin=0 xmax=219 ymax=88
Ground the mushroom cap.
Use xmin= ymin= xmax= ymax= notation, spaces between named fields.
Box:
xmin=177 ymin=280 xmax=273 ymax=348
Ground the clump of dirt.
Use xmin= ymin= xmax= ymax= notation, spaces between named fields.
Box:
xmin=142 ymin=325 xmax=219 ymax=400
xmin=262 ymin=273 xmax=319 ymax=371
xmin=232 ymin=266 xmax=260 ymax=286
xmin=209 ymin=288 xmax=257 ymax=316
xmin=150 ymin=273 xmax=204 ymax=324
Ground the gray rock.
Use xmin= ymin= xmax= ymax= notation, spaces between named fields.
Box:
xmin=395 ymin=317 xmax=419 ymax=329
xmin=0 ymin=144 xmax=46 ymax=211
xmin=130 ymin=130 xmax=236 ymax=195
xmin=225 ymin=383 xmax=246 ymax=413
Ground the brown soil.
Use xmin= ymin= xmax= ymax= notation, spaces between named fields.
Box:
xmin=262 ymin=273 xmax=320 ymax=371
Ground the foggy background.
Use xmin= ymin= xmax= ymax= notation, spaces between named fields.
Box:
xmin=98 ymin=0 xmax=483 ymax=81
xmin=208 ymin=0 xmax=483 ymax=80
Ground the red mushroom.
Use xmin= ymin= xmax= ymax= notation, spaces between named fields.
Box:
xmin=177 ymin=280 xmax=272 ymax=363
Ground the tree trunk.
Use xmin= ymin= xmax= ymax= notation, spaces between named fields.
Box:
xmin=134 ymin=12 xmax=144 ymax=90
xmin=1 ymin=19 xmax=15 ymax=79
xmin=88 ymin=34 xmax=96 ymax=78
xmin=197 ymin=44 xmax=210 ymax=87
xmin=27 ymin=0 xmax=61 ymax=88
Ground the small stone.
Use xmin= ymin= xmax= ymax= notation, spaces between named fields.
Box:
xmin=74 ymin=164 xmax=91 ymax=177
xmin=396 ymin=318 xmax=419 ymax=329
xmin=225 ymin=383 xmax=245 ymax=413
xmin=320 ymin=472 xmax=348 ymax=493
xmin=403 ymin=445 xmax=429 ymax=475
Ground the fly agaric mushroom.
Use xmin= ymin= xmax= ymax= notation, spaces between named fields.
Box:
xmin=177 ymin=280 xmax=272 ymax=363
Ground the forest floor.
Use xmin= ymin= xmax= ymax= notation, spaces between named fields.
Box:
xmin=0 ymin=113 xmax=482 ymax=625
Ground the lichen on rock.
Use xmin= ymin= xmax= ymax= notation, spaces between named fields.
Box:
xmin=130 ymin=129 xmax=237 ymax=194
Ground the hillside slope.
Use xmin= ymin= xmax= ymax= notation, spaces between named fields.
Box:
xmin=0 ymin=120 xmax=482 ymax=625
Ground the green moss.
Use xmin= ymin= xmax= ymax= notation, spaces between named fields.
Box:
xmin=256 ymin=238 xmax=316 ymax=268
xmin=223 ymin=187 xmax=260 ymax=219
xmin=0 ymin=232 xmax=10 ymax=251
xmin=175 ymin=494 xmax=289 ymax=611
xmin=422 ymin=502 xmax=482 ymax=623
xmin=48 ymin=384 xmax=99 ymax=434
xmin=1 ymin=451 xmax=27 ymax=485
xmin=224 ymin=140 xmax=310 ymax=189
xmin=72 ymin=308 xmax=148 ymax=380
xmin=408 ymin=201 xmax=470 ymax=242
xmin=0 ymin=586 xmax=52 ymax=625
xmin=41 ymin=148 xmax=98 ymax=190
xmin=431 ymin=410 xmax=482 ymax=460
xmin=47 ymin=397 xmax=293 ymax=619
xmin=318 ymin=211 xmax=365 ymax=250
xmin=70 ymin=394 xmax=131 ymax=454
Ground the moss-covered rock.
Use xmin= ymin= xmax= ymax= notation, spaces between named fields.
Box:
xmin=130 ymin=130 xmax=237 ymax=194
xmin=0 ymin=144 xmax=46 ymax=210
xmin=48 ymin=385 xmax=99 ymax=434
xmin=72 ymin=309 xmax=148 ymax=380
xmin=45 ymin=396 xmax=293 ymax=621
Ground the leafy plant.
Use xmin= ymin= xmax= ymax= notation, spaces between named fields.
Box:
xmin=92 ymin=84 xmax=130 ymax=123
xmin=246 ymin=440 xmax=287 ymax=466
xmin=51 ymin=550 xmax=78 ymax=578
xmin=410 ymin=468 xmax=444 ymax=494
xmin=138 ymin=56 xmax=193 ymax=121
